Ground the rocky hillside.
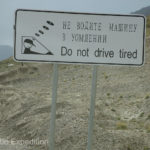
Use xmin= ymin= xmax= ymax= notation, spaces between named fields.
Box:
xmin=132 ymin=6 xmax=150 ymax=16
xmin=0 ymin=22 xmax=150 ymax=150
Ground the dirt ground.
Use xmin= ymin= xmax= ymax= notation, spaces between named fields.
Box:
xmin=0 ymin=38 xmax=150 ymax=150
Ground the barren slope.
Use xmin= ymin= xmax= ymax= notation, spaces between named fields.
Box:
xmin=0 ymin=37 xmax=150 ymax=150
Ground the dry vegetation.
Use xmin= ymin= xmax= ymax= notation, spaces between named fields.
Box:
xmin=146 ymin=15 xmax=150 ymax=36
xmin=0 ymin=16 xmax=150 ymax=150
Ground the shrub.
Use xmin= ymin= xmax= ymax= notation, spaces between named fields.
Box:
xmin=145 ymin=95 xmax=150 ymax=99
xmin=107 ymin=93 xmax=110 ymax=97
xmin=119 ymin=95 xmax=123 ymax=99
xmin=116 ymin=121 xmax=127 ymax=130
xmin=147 ymin=115 xmax=150 ymax=120
xmin=139 ymin=112 xmax=144 ymax=117
xmin=144 ymin=147 xmax=150 ymax=150
xmin=145 ymin=125 xmax=150 ymax=133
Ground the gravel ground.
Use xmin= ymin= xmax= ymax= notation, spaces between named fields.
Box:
xmin=0 ymin=38 xmax=150 ymax=150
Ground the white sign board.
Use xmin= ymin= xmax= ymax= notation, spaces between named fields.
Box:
xmin=14 ymin=9 xmax=145 ymax=65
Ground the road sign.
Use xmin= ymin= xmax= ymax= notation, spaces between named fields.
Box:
xmin=14 ymin=9 xmax=145 ymax=65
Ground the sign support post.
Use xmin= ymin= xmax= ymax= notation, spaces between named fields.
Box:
xmin=49 ymin=64 xmax=59 ymax=150
xmin=87 ymin=65 xmax=98 ymax=150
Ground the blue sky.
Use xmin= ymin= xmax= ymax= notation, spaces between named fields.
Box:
xmin=0 ymin=0 xmax=150 ymax=46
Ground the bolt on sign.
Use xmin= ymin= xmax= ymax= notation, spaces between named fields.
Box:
xmin=14 ymin=9 xmax=145 ymax=65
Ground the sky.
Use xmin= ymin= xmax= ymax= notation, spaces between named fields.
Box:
xmin=0 ymin=0 xmax=150 ymax=46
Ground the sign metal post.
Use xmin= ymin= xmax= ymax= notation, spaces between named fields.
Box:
xmin=87 ymin=65 xmax=97 ymax=150
xmin=49 ymin=64 xmax=59 ymax=150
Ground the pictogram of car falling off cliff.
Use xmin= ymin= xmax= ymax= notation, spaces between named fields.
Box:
xmin=21 ymin=20 xmax=54 ymax=55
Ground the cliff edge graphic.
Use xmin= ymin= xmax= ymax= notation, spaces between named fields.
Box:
xmin=22 ymin=36 xmax=53 ymax=55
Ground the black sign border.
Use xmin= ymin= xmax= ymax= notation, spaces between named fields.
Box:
xmin=14 ymin=9 xmax=146 ymax=66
